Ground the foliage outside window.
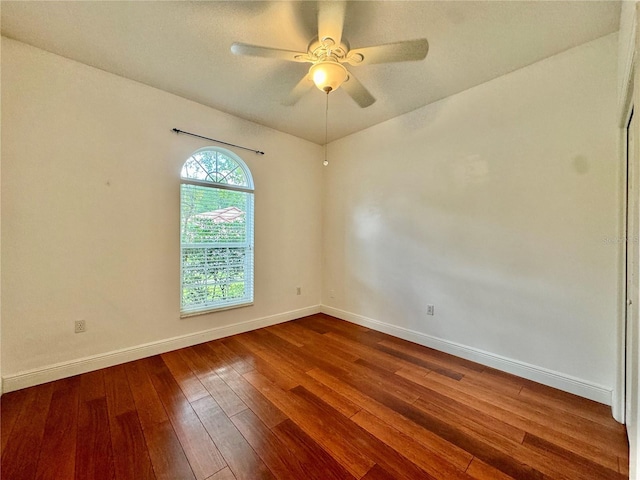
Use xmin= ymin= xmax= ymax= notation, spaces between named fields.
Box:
xmin=180 ymin=147 xmax=254 ymax=316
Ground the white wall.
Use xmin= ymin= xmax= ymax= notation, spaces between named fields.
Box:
xmin=618 ymin=0 xmax=637 ymax=116
xmin=322 ymin=33 xmax=620 ymax=404
xmin=1 ymin=38 xmax=323 ymax=389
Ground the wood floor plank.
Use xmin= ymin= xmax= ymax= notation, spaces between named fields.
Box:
xmin=236 ymin=328 xmax=362 ymax=418
xmin=278 ymin=322 xmax=362 ymax=363
xmin=243 ymin=369 xmax=376 ymax=478
xmin=284 ymin=329 xmax=424 ymax=407
xmin=186 ymin=345 xmax=249 ymax=417
xmin=459 ymin=374 xmax=523 ymax=399
xmin=306 ymin=366 xmax=474 ymax=471
xmin=191 ymin=395 xmax=275 ymax=480
xmin=109 ymin=411 xmax=156 ymax=480
xmin=75 ymin=370 xmax=114 ymax=480
xmin=323 ymin=331 xmax=406 ymax=371
xmin=376 ymin=339 xmax=485 ymax=377
xmin=518 ymin=385 xmax=626 ymax=429
xmin=246 ymin=367 xmax=437 ymax=480
xmin=397 ymin=367 xmax=526 ymax=443
xmin=351 ymin=409 xmax=473 ymax=480
xmin=204 ymin=337 xmax=254 ymax=375
xmin=104 ymin=365 xmax=155 ymax=480
xmin=1 ymin=315 xmax=629 ymax=480
xmin=144 ymin=420 xmax=197 ymax=480
xmin=412 ymin=396 xmax=583 ymax=480
xmin=361 ymin=464 xmax=399 ymax=480
xmin=271 ymin=419 xmax=357 ymax=480
xmin=305 ymin=314 xmax=376 ymax=339
xmin=232 ymin=335 xmax=305 ymax=390
xmin=214 ymin=364 xmax=288 ymax=428
xmin=198 ymin=341 xmax=249 ymax=374
xmin=375 ymin=335 xmax=486 ymax=373
xmin=104 ymin=365 xmax=137 ymax=416
xmin=220 ymin=336 xmax=260 ymax=373
xmin=243 ymin=328 xmax=318 ymax=372
xmin=161 ymin=350 xmax=210 ymax=403
xmin=404 ymin=375 xmax=622 ymax=480
xmin=374 ymin=342 xmax=465 ymax=380
xmin=620 ymin=456 xmax=630 ymax=476
xmin=125 ymin=360 xmax=196 ymax=480
xmin=124 ymin=360 xmax=169 ymax=427
xmin=182 ymin=339 xmax=289 ymax=428
xmin=79 ymin=369 xmax=107 ymax=401
xmin=307 ymin=362 xmax=546 ymax=479
xmin=0 ymin=387 xmax=33 ymax=455
xmin=1 ymin=382 xmax=54 ymax=480
xmin=521 ymin=382 xmax=612 ymax=416
xmin=75 ymin=398 xmax=116 ymax=480
xmin=463 ymin=372 xmax=624 ymax=447
xmin=522 ymin=433 xmax=625 ymax=480
xmin=206 ymin=467 xmax=237 ymax=480
xmin=354 ymin=358 xmax=421 ymax=403
xmin=145 ymin=358 xmax=227 ymax=480
xmin=35 ymin=377 xmax=80 ymax=480
xmin=267 ymin=322 xmax=307 ymax=347
xmin=290 ymin=384 xmax=437 ymax=480
xmin=465 ymin=458 xmax=516 ymax=480
xmin=230 ymin=408 xmax=311 ymax=479
xmin=422 ymin=370 xmax=623 ymax=468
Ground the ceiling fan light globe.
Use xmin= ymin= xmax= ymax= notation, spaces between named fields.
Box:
xmin=310 ymin=61 xmax=348 ymax=93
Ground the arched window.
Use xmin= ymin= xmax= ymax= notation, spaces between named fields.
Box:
xmin=180 ymin=147 xmax=254 ymax=316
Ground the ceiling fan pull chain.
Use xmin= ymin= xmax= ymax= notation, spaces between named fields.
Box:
xmin=324 ymin=91 xmax=329 ymax=167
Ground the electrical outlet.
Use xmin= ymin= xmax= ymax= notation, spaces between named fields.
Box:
xmin=75 ymin=320 xmax=86 ymax=333
xmin=427 ymin=305 xmax=435 ymax=316
xmin=296 ymin=286 xmax=301 ymax=295
xmin=329 ymin=289 xmax=335 ymax=298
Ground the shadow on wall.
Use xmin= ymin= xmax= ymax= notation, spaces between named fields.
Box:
xmin=345 ymin=197 xmax=607 ymax=372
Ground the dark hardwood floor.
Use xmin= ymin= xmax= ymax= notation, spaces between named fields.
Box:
xmin=1 ymin=314 xmax=629 ymax=479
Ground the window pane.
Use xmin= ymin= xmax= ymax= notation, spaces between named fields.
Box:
xmin=181 ymin=246 xmax=248 ymax=308
xmin=181 ymin=184 xmax=249 ymax=244
xmin=181 ymin=150 xmax=249 ymax=187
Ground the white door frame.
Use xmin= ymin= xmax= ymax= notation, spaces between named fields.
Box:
xmin=617 ymin=5 xmax=639 ymax=479
xmin=616 ymin=1 xmax=637 ymax=426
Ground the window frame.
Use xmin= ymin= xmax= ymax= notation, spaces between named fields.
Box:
xmin=179 ymin=147 xmax=255 ymax=318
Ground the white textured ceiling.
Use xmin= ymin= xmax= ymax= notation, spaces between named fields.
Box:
xmin=1 ymin=1 xmax=621 ymax=144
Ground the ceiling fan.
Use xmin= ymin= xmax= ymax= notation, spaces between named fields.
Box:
xmin=230 ymin=2 xmax=429 ymax=108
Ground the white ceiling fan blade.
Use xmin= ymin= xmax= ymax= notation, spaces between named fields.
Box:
xmin=318 ymin=1 xmax=346 ymax=47
xmin=282 ymin=74 xmax=314 ymax=106
xmin=231 ymin=42 xmax=310 ymax=63
xmin=342 ymin=72 xmax=375 ymax=108
xmin=346 ymin=39 xmax=429 ymax=66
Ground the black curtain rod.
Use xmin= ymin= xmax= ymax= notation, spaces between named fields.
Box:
xmin=172 ymin=128 xmax=265 ymax=155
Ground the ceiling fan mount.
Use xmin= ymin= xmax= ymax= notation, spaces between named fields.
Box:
xmin=306 ymin=37 xmax=349 ymax=62
xmin=230 ymin=1 xmax=429 ymax=108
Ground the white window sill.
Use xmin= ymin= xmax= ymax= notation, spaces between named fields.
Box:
xmin=180 ymin=301 xmax=254 ymax=319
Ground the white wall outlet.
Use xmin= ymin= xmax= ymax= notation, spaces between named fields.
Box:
xmin=75 ymin=319 xmax=86 ymax=333
xmin=427 ymin=305 xmax=435 ymax=316
xmin=296 ymin=286 xmax=301 ymax=295
xmin=329 ymin=289 xmax=335 ymax=298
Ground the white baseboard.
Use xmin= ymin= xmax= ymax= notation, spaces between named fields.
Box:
xmin=2 ymin=305 xmax=321 ymax=394
xmin=321 ymin=305 xmax=613 ymax=406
